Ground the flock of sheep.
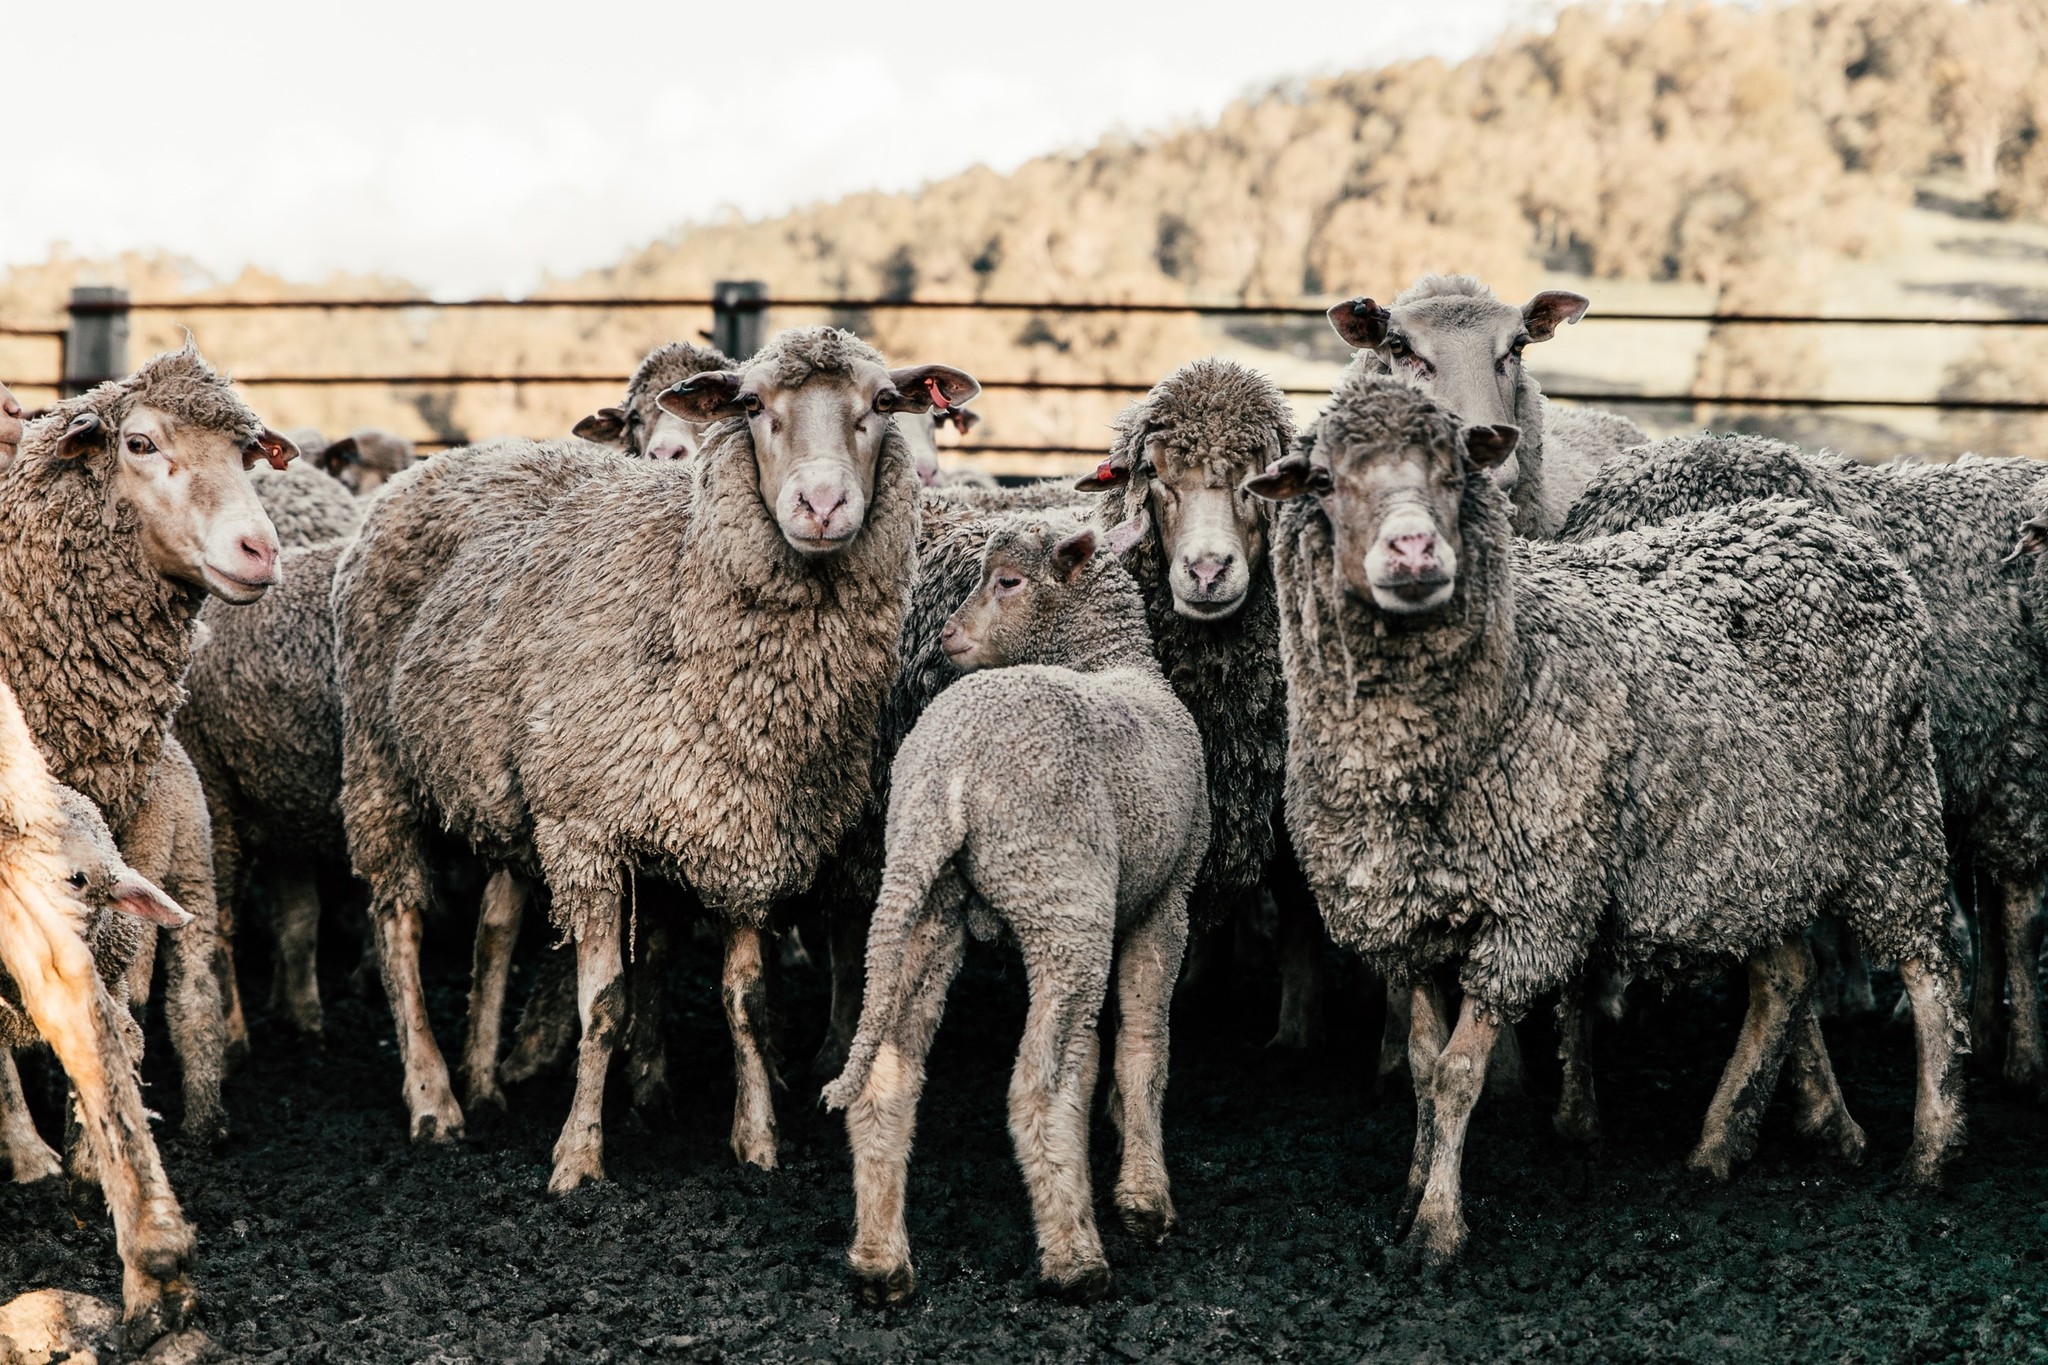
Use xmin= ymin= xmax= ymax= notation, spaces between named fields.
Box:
xmin=0 ymin=272 xmax=2044 ymax=1350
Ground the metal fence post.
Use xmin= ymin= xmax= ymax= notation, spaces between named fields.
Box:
xmin=63 ymin=287 xmax=130 ymax=396
xmin=711 ymin=281 xmax=767 ymax=360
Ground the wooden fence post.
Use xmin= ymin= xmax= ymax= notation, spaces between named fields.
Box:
xmin=711 ymin=281 xmax=767 ymax=361
xmin=63 ymin=287 xmax=130 ymax=396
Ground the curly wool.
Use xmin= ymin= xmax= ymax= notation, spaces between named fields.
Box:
xmin=1561 ymin=434 xmax=2048 ymax=886
xmin=1088 ymin=360 xmax=1293 ymax=929
xmin=1273 ymin=378 xmax=1951 ymax=1015
xmin=337 ymin=332 xmax=919 ymax=931
xmin=250 ymin=462 xmax=364 ymax=548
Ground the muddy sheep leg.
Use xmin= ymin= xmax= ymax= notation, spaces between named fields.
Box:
xmin=1112 ymin=902 xmax=1189 ymax=1243
xmin=0 ymin=1049 xmax=60 ymax=1182
xmin=1552 ymin=981 xmax=1601 ymax=1146
xmin=548 ymin=893 xmax=625 ymax=1194
xmin=500 ymin=944 xmax=577 ymax=1086
xmin=1397 ymin=977 xmax=1453 ymax=1235
xmin=845 ymin=910 xmax=967 ymax=1307
xmin=1997 ymin=875 xmax=2045 ymax=1097
xmin=723 ymin=920 xmax=781 ymax=1169
xmin=625 ymin=916 xmax=675 ymax=1115
xmin=1783 ymin=997 xmax=1868 ymax=1167
xmin=817 ymin=899 xmax=870 ymax=1078
xmin=269 ymin=868 xmax=326 ymax=1037
xmin=460 ymin=868 xmax=529 ymax=1113
xmin=1899 ymin=952 xmax=1969 ymax=1186
xmin=1688 ymin=935 xmax=1809 ymax=1181
xmin=1399 ymin=995 xmax=1504 ymax=1268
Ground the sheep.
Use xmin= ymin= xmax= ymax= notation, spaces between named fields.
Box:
xmin=0 ymin=341 xmax=296 ymax=1142
xmin=895 ymin=403 xmax=993 ymax=488
xmin=825 ymin=515 xmax=1208 ymax=1304
xmin=335 ymin=327 xmax=976 ymax=1190
xmin=314 ymin=428 xmax=417 ymax=496
xmin=1326 ymin=274 xmax=1646 ymax=537
xmin=0 ymin=382 xmax=22 ymax=465
xmin=1248 ymin=373 xmax=1967 ymax=1266
xmin=1562 ymin=434 xmax=2048 ymax=1099
xmin=0 ymin=680 xmax=197 ymax=1350
xmin=249 ymin=460 xmax=365 ymax=549
xmin=572 ymin=340 xmax=737 ymax=459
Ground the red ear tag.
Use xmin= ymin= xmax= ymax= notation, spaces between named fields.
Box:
xmin=1092 ymin=457 xmax=1116 ymax=482
xmin=924 ymin=376 xmax=950 ymax=412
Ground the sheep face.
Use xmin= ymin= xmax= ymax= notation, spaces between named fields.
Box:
xmin=49 ymin=785 xmax=190 ymax=957
xmin=319 ymin=430 xmax=417 ymax=495
xmin=0 ymin=382 xmax=22 ymax=466
xmin=1126 ymin=430 xmax=1275 ymax=621
xmin=663 ymin=358 xmax=978 ymax=558
xmin=940 ymin=523 xmax=1101 ymax=670
xmin=1327 ymin=287 xmax=1585 ymax=496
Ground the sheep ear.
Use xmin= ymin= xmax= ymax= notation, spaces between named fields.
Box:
xmin=660 ymin=371 xmax=746 ymax=422
xmin=2004 ymin=514 xmax=2048 ymax=564
xmin=943 ymin=408 xmax=982 ymax=436
xmin=572 ymin=407 xmax=629 ymax=445
xmin=1522 ymin=291 xmax=1590 ymax=342
xmin=1051 ymin=528 xmax=1098 ymax=584
xmin=319 ymin=434 xmax=361 ymax=477
xmin=883 ymin=364 xmax=981 ymax=415
xmin=242 ymin=428 xmax=298 ymax=472
xmin=1327 ymin=297 xmax=1392 ymax=349
xmin=110 ymin=876 xmax=191 ymax=928
xmin=1074 ymin=451 xmax=1131 ymax=493
xmin=1461 ymin=423 xmax=1521 ymax=472
xmin=55 ymin=411 xmax=106 ymax=460
xmin=1241 ymin=454 xmax=1331 ymax=502
xmin=1104 ymin=506 xmax=1150 ymax=557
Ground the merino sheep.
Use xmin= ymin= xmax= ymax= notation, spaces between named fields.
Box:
xmin=826 ymin=516 xmax=1208 ymax=1304
xmin=1326 ymin=274 xmax=1646 ymax=536
xmin=572 ymin=341 xmax=737 ymax=460
xmin=0 ymin=342 xmax=295 ymax=1142
xmin=896 ymin=403 xmax=993 ymax=488
xmin=0 ymin=383 xmax=22 ymax=465
xmin=336 ymin=328 xmax=975 ymax=1191
xmin=1250 ymin=375 xmax=1966 ymax=1266
xmin=1562 ymin=435 xmax=2048 ymax=1098
xmin=315 ymin=429 xmax=417 ymax=496
xmin=0 ymin=681 xmax=197 ymax=1349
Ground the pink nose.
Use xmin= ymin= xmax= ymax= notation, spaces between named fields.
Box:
xmin=647 ymin=442 xmax=686 ymax=461
xmin=1185 ymin=555 xmax=1233 ymax=592
xmin=1384 ymin=532 xmax=1439 ymax=577
xmin=797 ymin=488 xmax=848 ymax=527
xmin=238 ymin=537 xmax=279 ymax=581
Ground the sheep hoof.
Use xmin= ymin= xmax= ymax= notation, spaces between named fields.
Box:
xmin=179 ymin=1106 xmax=229 ymax=1148
xmin=1115 ymin=1200 xmax=1177 ymax=1245
xmin=5 ymin=1140 xmax=63 ymax=1184
xmin=547 ymin=1149 xmax=606 ymax=1195
xmin=1684 ymin=1145 xmax=1736 ymax=1183
xmin=408 ymin=1095 xmax=465 ymax=1145
xmin=849 ymin=1261 xmax=916 ymax=1307
xmin=1899 ymin=1145 xmax=1952 ymax=1190
xmin=1040 ymin=1261 xmax=1113 ymax=1304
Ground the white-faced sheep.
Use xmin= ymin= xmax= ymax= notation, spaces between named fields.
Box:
xmin=1326 ymin=274 xmax=1646 ymax=536
xmin=1250 ymin=374 xmax=1966 ymax=1266
xmin=896 ymin=403 xmax=993 ymax=489
xmin=0 ymin=342 xmax=296 ymax=1142
xmin=826 ymin=516 xmax=1208 ymax=1304
xmin=0 ymin=680 xmax=197 ymax=1351
xmin=572 ymin=341 xmax=737 ymax=460
xmin=335 ymin=328 xmax=976 ymax=1191
xmin=1562 ymin=435 xmax=2048 ymax=1100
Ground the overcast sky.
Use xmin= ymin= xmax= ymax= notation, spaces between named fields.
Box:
xmin=10 ymin=1 xmax=1542 ymax=297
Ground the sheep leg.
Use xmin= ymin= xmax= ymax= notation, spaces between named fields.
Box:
xmin=0 ymin=1050 xmax=61 ymax=1182
xmin=270 ymin=868 xmax=326 ymax=1036
xmin=816 ymin=900 xmax=870 ymax=1078
xmin=372 ymin=893 xmax=464 ymax=1143
xmin=1688 ymin=935 xmax=1808 ymax=1181
xmin=1011 ymin=939 xmax=1114 ymax=1301
xmin=1997 ymin=875 xmax=2045 ymax=1096
xmin=1899 ymin=952 xmax=1969 ymax=1186
xmin=723 ymin=922 xmax=781 ymax=1169
xmin=1553 ymin=983 xmax=1600 ymax=1146
xmin=1375 ymin=976 xmax=1411 ymax=1095
xmin=1112 ymin=904 xmax=1188 ymax=1243
xmin=1970 ymin=872 xmax=2007 ymax=1072
xmin=460 ymin=868 xmax=529 ymax=1113
xmin=1401 ymin=995 xmax=1503 ymax=1268
xmin=625 ymin=918 xmax=675 ymax=1115
xmin=198 ymin=754 xmax=249 ymax=1068
xmin=1784 ymin=999 xmax=1868 ymax=1166
xmin=1266 ymin=848 xmax=1327 ymax=1049
xmin=845 ymin=911 xmax=966 ymax=1307
xmin=1396 ymin=977 xmax=1452 ymax=1235
xmin=549 ymin=901 xmax=625 ymax=1194
xmin=159 ymin=917 xmax=228 ymax=1145
xmin=500 ymin=944 xmax=577 ymax=1085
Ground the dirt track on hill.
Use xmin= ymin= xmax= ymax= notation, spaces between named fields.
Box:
xmin=3 ymin=921 xmax=2044 ymax=1364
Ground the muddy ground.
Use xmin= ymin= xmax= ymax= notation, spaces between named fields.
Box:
xmin=3 ymin=918 xmax=2044 ymax=1365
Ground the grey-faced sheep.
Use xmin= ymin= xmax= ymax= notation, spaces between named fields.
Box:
xmin=0 ymin=342 xmax=296 ymax=1143
xmin=315 ymin=428 xmax=417 ymax=496
xmin=825 ymin=516 xmax=1208 ymax=1304
xmin=335 ymin=328 xmax=976 ymax=1191
xmin=1562 ymin=434 xmax=2048 ymax=1099
xmin=0 ymin=680 xmax=197 ymax=1351
xmin=1326 ymin=274 xmax=1646 ymax=537
xmin=572 ymin=340 xmax=737 ymax=460
xmin=1249 ymin=373 xmax=1966 ymax=1266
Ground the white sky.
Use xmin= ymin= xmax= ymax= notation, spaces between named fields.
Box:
xmin=8 ymin=0 xmax=1543 ymax=297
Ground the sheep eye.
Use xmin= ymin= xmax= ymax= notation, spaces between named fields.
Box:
xmin=67 ymin=871 xmax=87 ymax=889
xmin=995 ymin=573 xmax=1025 ymax=593
xmin=1386 ymin=337 xmax=1409 ymax=358
xmin=125 ymin=434 xmax=157 ymax=456
xmin=740 ymin=394 xmax=762 ymax=415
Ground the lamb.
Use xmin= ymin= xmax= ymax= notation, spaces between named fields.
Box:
xmin=1249 ymin=374 xmax=1966 ymax=1266
xmin=0 ymin=382 xmax=22 ymax=464
xmin=0 ymin=680 xmax=197 ymax=1350
xmin=1326 ymin=274 xmax=1646 ymax=537
xmin=0 ymin=341 xmax=295 ymax=1143
xmin=1562 ymin=434 xmax=2048 ymax=1098
xmin=335 ymin=327 xmax=975 ymax=1191
xmin=825 ymin=516 xmax=1208 ymax=1304
xmin=572 ymin=340 xmax=737 ymax=459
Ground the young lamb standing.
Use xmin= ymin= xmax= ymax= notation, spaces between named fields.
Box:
xmin=825 ymin=517 xmax=1208 ymax=1304
xmin=1326 ymin=274 xmax=1646 ymax=536
xmin=1251 ymin=374 xmax=1965 ymax=1265
xmin=336 ymin=328 xmax=975 ymax=1189
xmin=0 ymin=343 xmax=295 ymax=1143
xmin=0 ymin=681 xmax=197 ymax=1351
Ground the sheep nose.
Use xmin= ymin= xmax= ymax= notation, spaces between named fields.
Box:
xmin=1384 ymin=532 xmax=1439 ymax=576
xmin=647 ymin=442 xmax=686 ymax=461
xmin=1185 ymin=555 xmax=1233 ymax=592
xmin=797 ymin=487 xmax=848 ymax=525
xmin=940 ymin=621 xmax=958 ymax=646
xmin=238 ymin=536 xmax=279 ymax=581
